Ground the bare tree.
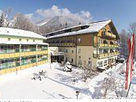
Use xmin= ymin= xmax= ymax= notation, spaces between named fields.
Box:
xmin=3 ymin=8 xmax=14 ymax=27
xmin=13 ymin=13 xmax=37 ymax=32
xmin=101 ymin=77 xmax=117 ymax=98
xmin=129 ymin=23 xmax=136 ymax=34
xmin=129 ymin=23 xmax=136 ymax=59
xmin=0 ymin=12 xmax=5 ymax=27
xmin=0 ymin=8 xmax=15 ymax=27
xmin=119 ymin=29 xmax=129 ymax=58
xmin=81 ymin=65 xmax=99 ymax=82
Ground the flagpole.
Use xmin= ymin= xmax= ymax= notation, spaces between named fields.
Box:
xmin=126 ymin=81 xmax=132 ymax=97
xmin=125 ymin=34 xmax=135 ymax=97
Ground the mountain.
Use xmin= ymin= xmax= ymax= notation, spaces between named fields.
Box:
xmin=38 ymin=16 xmax=85 ymax=27
xmin=37 ymin=16 xmax=86 ymax=34
xmin=36 ymin=19 xmax=48 ymax=26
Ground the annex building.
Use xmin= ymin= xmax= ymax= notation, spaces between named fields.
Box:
xmin=45 ymin=20 xmax=120 ymax=70
xmin=0 ymin=27 xmax=48 ymax=74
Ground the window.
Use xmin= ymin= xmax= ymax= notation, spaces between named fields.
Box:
xmin=102 ymin=28 xmax=106 ymax=35
xmin=99 ymin=49 xmax=103 ymax=53
xmin=78 ymin=60 xmax=82 ymax=66
xmin=8 ymin=38 xmax=11 ymax=41
xmin=103 ymin=49 xmax=108 ymax=53
xmin=66 ymin=49 xmax=68 ymax=53
xmin=72 ymin=50 xmax=74 ymax=53
xmin=104 ymin=60 xmax=107 ymax=66
xmin=65 ymin=57 xmax=68 ymax=62
xmin=88 ymin=58 xmax=92 ymax=67
xmin=112 ymin=58 xmax=115 ymax=63
xmin=19 ymin=39 xmax=22 ymax=41
xmin=108 ymin=30 xmax=112 ymax=33
xmin=103 ymin=40 xmax=108 ymax=44
xmin=71 ymin=58 xmax=73 ymax=63
xmin=78 ymin=48 xmax=81 ymax=53
xmin=98 ymin=61 xmax=103 ymax=67
xmin=110 ymin=41 xmax=113 ymax=45
xmin=59 ymin=49 xmax=62 ymax=52
xmin=88 ymin=61 xmax=92 ymax=67
xmin=78 ymin=38 xmax=81 ymax=43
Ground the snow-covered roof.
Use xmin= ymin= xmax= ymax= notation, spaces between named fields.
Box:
xmin=46 ymin=19 xmax=112 ymax=39
xmin=0 ymin=27 xmax=46 ymax=39
xmin=0 ymin=40 xmax=48 ymax=45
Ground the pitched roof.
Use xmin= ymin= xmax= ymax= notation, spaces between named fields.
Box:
xmin=0 ymin=27 xmax=46 ymax=39
xmin=46 ymin=19 xmax=112 ymax=39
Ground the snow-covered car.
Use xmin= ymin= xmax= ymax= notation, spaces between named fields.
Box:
xmin=63 ymin=62 xmax=72 ymax=72
xmin=116 ymin=58 xmax=125 ymax=63
xmin=97 ymin=66 xmax=105 ymax=72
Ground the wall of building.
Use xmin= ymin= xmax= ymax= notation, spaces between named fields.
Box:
xmin=47 ymin=22 xmax=120 ymax=70
xmin=76 ymin=34 xmax=93 ymax=46
xmin=58 ymin=46 xmax=97 ymax=69
xmin=76 ymin=46 xmax=96 ymax=68
xmin=96 ymin=56 xmax=117 ymax=69
xmin=58 ymin=47 xmax=76 ymax=65
xmin=0 ymin=35 xmax=43 ymax=43
xmin=0 ymin=35 xmax=48 ymax=75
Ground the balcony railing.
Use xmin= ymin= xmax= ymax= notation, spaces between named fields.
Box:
xmin=93 ymin=51 xmax=120 ymax=59
xmin=50 ymin=43 xmax=76 ymax=47
xmin=0 ymin=50 xmax=48 ymax=60
xmin=98 ymin=43 xmax=119 ymax=48
xmin=102 ymin=32 xmax=116 ymax=39
xmin=0 ymin=58 xmax=48 ymax=71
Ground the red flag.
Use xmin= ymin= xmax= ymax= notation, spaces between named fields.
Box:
xmin=125 ymin=34 xmax=135 ymax=90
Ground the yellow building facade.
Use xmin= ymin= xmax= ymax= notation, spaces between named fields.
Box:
xmin=46 ymin=20 xmax=120 ymax=70
xmin=0 ymin=27 xmax=48 ymax=75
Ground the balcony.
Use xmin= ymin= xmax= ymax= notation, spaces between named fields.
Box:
xmin=114 ymin=52 xmax=120 ymax=56
xmin=93 ymin=53 xmax=109 ymax=59
xmin=0 ymin=50 xmax=48 ymax=60
xmin=93 ymin=51 xmax=120 ymax=59
xmin=99 ymin=44 xmax=109 ymax=47
xmin=101 ymin=32 xmax=116 ymax=39
xmin=99 ymin=53 xmax=109 ymax=58
xmin=50 ymin=43 xmax=75 ymax=47
xmin=98 ymin=43 xmax=119 ymax=48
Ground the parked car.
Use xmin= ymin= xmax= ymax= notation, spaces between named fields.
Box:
xmin=63 ymin=62 xmax=72 ymax=72
xmin=116 ymin=58 xmax=125 ymax=63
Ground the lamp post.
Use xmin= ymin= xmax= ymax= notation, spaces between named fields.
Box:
xmin=75 ymin=90 xmax=80 ymax=99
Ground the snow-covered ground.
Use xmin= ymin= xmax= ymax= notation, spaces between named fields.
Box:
xmin=0 ymin=62 xmax=136 ymax=99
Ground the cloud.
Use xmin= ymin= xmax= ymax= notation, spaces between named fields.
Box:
xmin=25 ymin=5 xmax=92 ymax=23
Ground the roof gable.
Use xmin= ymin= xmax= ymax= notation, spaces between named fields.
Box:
xmin=46 ymin=19 xmax=117 ymax=39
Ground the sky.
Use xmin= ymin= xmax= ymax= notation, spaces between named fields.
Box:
xmin=0 ymin=0 xmax=136 ymax=32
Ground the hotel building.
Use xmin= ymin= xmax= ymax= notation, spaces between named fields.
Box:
xmin=0 ymin=27 xmax=48 ymax=75
xmin=45 ymin=20 xmax=120 ymax=70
